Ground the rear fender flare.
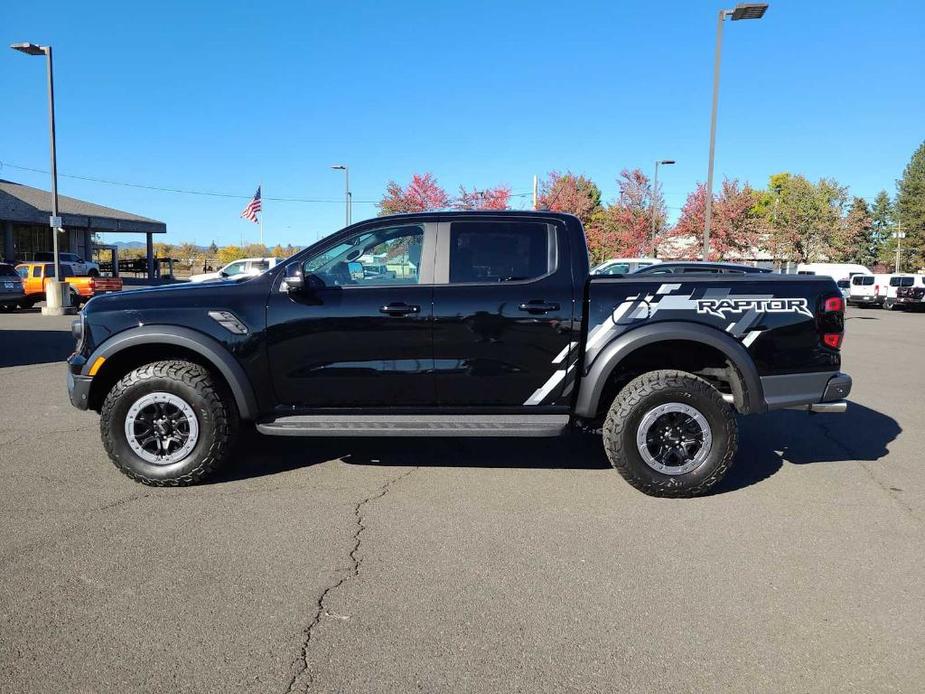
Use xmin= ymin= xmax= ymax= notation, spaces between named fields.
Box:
xmin=573 ymin=322 xmax=765 ymax=418
xmin=84 ymin=326 xmax=258 ymax=420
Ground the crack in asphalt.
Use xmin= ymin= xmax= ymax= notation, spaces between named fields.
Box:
xmin=811 ymin=417 xmax=921 ymax=524
xmin=284 ymin=467 xmax=418 ymax=694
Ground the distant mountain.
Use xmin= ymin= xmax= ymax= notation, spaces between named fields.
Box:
xmin=112 ymin=241 xmax=147 ymax=250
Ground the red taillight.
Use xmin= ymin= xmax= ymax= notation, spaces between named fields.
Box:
xmin=823 ymin=333 xmax=843 ymax=349
xmin=824 ymin=296 xmax=844 ymax=313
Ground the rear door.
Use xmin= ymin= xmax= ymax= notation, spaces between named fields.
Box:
xmin=430 ymin=217 xmax=576 ymax=408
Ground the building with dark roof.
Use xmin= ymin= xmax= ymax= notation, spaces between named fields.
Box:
xmin=0 ymin=179 xmax=166 ymax=277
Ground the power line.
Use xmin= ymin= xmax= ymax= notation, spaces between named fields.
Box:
xmin=0 ymin=160 xmax=533 ymax=205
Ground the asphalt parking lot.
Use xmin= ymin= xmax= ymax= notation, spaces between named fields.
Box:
xmin=0 ymin=306 xmax=922 ymax=693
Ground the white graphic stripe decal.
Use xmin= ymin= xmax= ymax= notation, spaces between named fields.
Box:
xmin=524 ymin=369 xmax=567 ymax=406
xmin=741 ymin=330 xmax=764 ymax=348
xmin=552 ymin=341 xmax=578 ymax=364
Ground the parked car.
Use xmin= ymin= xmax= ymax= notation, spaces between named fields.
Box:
xmin=17 ymin=262 xmax=123 ymax=308
xmin=188 ymin=257 xmax=281 ymax=283
xmin=836 ymin=278 xmax=851 ymax=300
xmin=633 ymin=262 xmax=772 ymax=275
xmin=33 ymin=252 xmax=100 ymax=277
xmin=893 ymin=275 xmax=925 ymax=310
xmin=0 ymin=263 xmax=25 ymax=311
xmin=591 ymin=257 xmax=661 ymax=275
xmin=68 ymin=211 xmax=849 ymax=497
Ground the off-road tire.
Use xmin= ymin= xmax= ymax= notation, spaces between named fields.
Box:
xmin=87 ymin=269 xmax=99 ymax=277
xmin=602 ymin=369 xmax=737 ymax=498
xmin=884 ymin=298 xmax=898 ymax=311
xmin=100 ymin=360 xmax=236 ymax=485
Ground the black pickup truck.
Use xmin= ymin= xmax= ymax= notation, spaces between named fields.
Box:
xmin=67 ymin=211 xmax=851 ymax=496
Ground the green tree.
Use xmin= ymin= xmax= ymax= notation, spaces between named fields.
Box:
xmin=870 ymin=190 xmax=893 ymax=264
xmin=833 ymin=197 xmax=874 ymax=265
xmin=896 ymin=140 xmax=925 ymax=270
xmin=758 ymin=173 xmax=847 ymax=263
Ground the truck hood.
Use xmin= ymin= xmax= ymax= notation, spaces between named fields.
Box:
xmin=82 ymin=276 xmax=258 ymax=315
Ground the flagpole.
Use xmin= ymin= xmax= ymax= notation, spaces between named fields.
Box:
xmin=259 ymin=181 xmax=264 ymax=246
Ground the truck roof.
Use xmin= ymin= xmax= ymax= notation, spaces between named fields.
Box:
xmin=370 ymin=209 xmax=581 ymax=225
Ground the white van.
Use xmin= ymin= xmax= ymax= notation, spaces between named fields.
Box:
xmin=796 ymin=263 xmax=872 ymax=282
xmin=848 ymin=273 xmax=889 ymax=307
xmin=883 ymin=274 xmax=925 ymax=310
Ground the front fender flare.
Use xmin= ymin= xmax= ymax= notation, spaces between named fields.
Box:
xmin=84 ymin=325 xmax=258 ymax=420
xmin=573 ymin=322 xmax=765 ymax=418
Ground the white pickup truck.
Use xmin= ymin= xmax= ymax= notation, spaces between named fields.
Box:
xmin=188 ymin=257 xmax=281 ymax=283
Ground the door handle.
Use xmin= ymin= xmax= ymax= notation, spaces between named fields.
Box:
xmin=518 ymin=300 xmax=560 ymax=314
xmin=379 ymin=302 xmax=420 ymax=316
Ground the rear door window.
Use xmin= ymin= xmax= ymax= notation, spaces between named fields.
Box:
xmin=447 ymin=221 xmax=552 ymax=284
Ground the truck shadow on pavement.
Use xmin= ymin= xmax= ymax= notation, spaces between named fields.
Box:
xmin=217 ymin=402 xmax=900 ymax=495
xmin=0 ymin=328 xmax=75 ymax=367
xmin=716 ymin=403 xmax=901 ymax=493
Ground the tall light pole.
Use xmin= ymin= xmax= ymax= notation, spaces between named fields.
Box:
xmin=702 ymin=3 xmax=768 ymax=261
xmin=651 ymin=159 xmax=675 ymax=255
xmin=11 ymin=41 xmax=70 ymax=313
xmin=331 ymin=165 xmax=351 ymax=227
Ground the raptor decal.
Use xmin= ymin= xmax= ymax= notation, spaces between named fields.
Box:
xmin=696 ymin=297 xmax=813 ymax=319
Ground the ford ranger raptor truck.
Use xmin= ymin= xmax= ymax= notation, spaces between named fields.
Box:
xmin=67 ymin=211 xmax=851 ymax=496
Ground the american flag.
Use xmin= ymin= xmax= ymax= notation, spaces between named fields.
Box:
xmin=240 ymin=186 xmax=262 ymax=223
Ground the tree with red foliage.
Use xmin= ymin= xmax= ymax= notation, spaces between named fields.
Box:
xmin=586 ymin=169 xmax=660 ymax=263
xmin=454 ymin=185 xmax=511 ymax=210
xmin=536 ymin=171 xmax=602 ymax=228
xmin=665 ymin=179 xmax=760 ymax=260
xmin=378 ymin=173 xmax=449 ymax=215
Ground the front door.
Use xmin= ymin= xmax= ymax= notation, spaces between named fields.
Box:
xmin=430 ymin=217 xmax=576 ymax=408
xmin=266 ymin=222 xmax=436 ymax=408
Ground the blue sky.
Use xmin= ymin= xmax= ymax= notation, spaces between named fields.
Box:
xmin=3 ymin=0 xmax=923 ymax=246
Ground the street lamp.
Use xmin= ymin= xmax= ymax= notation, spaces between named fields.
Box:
xmin=651 ymin=159 xmax=675 ymax=255
xmin=702 ymin=3 xmax=768 ymax=261
xmin=11 ymin=41 xmax=71 ymax=314
xmin=331 ymin=164 xmax=351 ymax=227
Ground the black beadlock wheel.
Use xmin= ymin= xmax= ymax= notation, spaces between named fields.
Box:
xmin=602 ymin=369 xmax=737 ymax=498
xmin=100 ymin=360 xmax=237 ymax=486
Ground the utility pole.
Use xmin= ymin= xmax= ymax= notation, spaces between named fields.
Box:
xmin=893 ymin=220 xmax=905 ymax=273
xmin=532 ymin=175 xmax=538 ymax=210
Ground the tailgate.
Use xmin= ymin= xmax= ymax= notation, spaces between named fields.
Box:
xmin=91 ymin=277 xmax=123 ymax=293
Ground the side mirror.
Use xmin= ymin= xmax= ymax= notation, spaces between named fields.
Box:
xmin=283 ymin=271 xmax=325 ymax=293
xmin=282 ymin=274 xmax=303 ymax=292
xmin=220 ymin=271 xmax=229 ymax=278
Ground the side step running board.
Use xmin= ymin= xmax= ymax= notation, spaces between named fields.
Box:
xmin=256 ymin=414 xmax=570 ymax=438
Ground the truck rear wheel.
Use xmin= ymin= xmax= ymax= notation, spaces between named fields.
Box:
xmin=100 ymin=360 xmax=236 ymax=486
xmin=602 ymin=370 xmax=737 ymax=497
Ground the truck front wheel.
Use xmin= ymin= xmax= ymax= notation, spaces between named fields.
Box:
xmin=100 ymin=360 xmax=236 ymax=485
xmin=602 ymin=370 xmax=737 ymax=497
